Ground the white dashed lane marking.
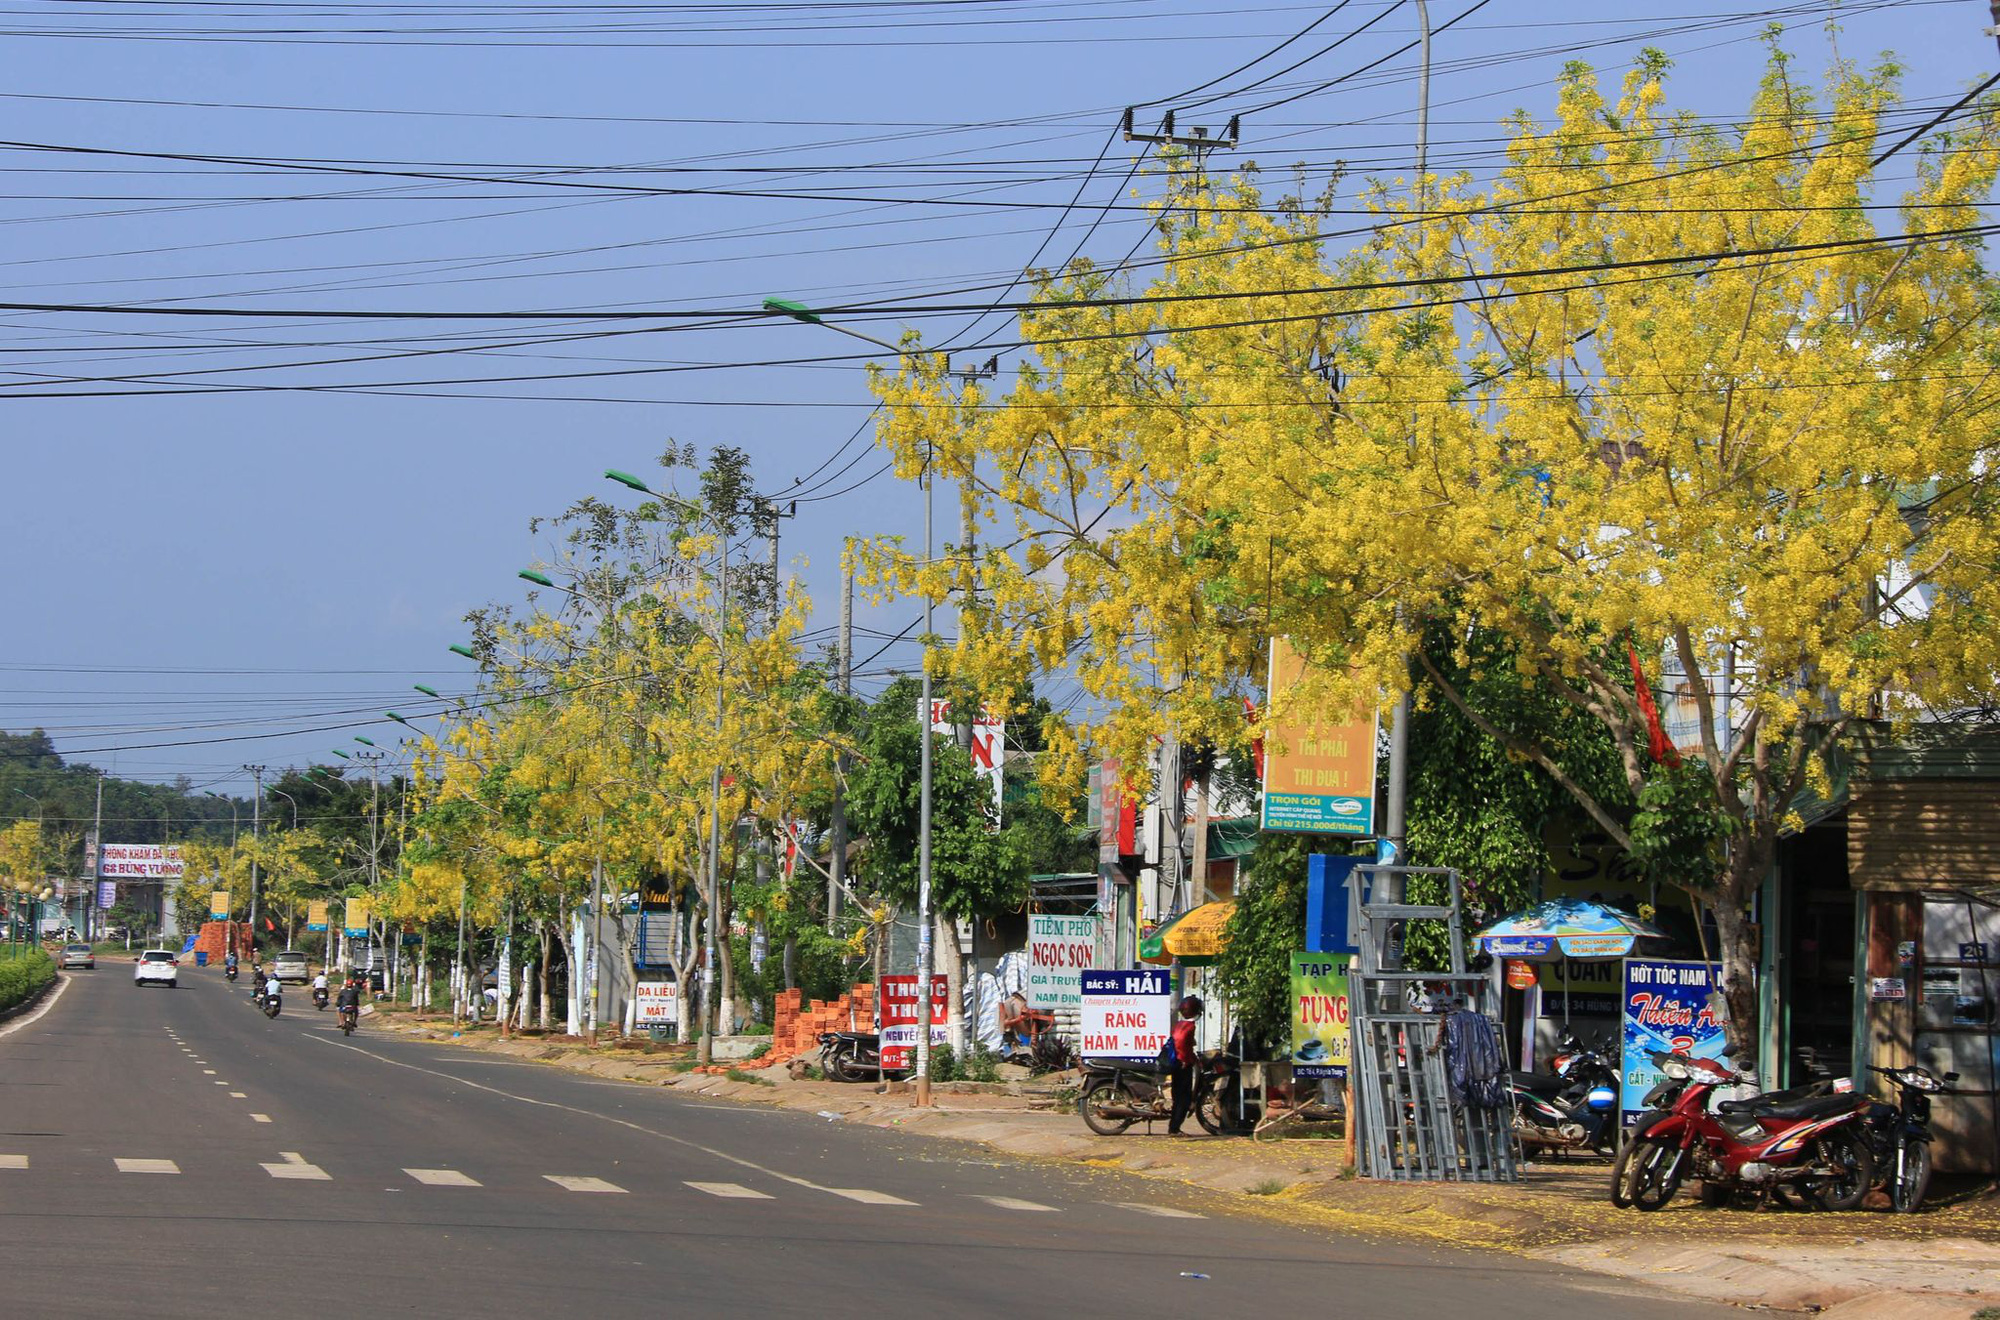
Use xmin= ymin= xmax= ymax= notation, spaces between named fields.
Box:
xmin=406 ymin=1168 xmax=481 ymax=1187
xmin=687 ymin=1181 xmax=771 ymax=1199
xmin=114 ymin=1159 xmax=180 ymax=1174
xmin=229 ymin=1092 xmax=247 ymax=1098
xmin=0 ymin=1155 xmax=27 ymax=1169
xmin=973 ymin=1195 xmax=1058 ymax=1212
xmin=544 ymin=1176 xmax=626 ymax=1194
xmin=1109 ymin=1202 xmax=1203 ymax=1218
xmin=825 ymin=1188 xmax=917 ymax=1206
xmin=250 ymin=1114 xmax=272 ymax=1123
xmin=261 ymin=1152 xmax=329 ymax=1180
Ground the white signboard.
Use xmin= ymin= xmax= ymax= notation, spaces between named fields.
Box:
xmin=927 ymin=699 xmax=1004 ymax=823
xmin=634 ymin=980 xmax=680 ymax=1026
xmin=99 ymin=844 xmax=184 ymax=880
xmin=1079 ymin=968 xmax=1175 ymax=1062
xmin=1027 ymin=914 xmax=1099 ymax=1011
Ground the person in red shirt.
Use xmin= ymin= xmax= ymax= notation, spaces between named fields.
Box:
xmin=1166 ymin=994 xmax=1204 ymax=1136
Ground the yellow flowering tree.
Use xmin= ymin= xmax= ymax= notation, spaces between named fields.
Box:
xmin=870 ymin=50 xmax=2000 ymax=1055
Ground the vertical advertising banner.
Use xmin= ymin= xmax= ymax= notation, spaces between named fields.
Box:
xmin=1026 ymin=914 xmax=1098 ymax=1011
xmin=879 ymin=973 xmax=949 ymax=1071
xmin=1289 ymin=953 xmax=1351 ymax=1079
xmin=1079 ymin=967 xmax=1174 ymax=1061
xmin=343 ymin=897 xmax=370 ymax=939
xmin=926 ymin=698 xmax=1005 ymax=824
xmin=306 ymin=900 xmax=328 ymax=933
xmin=97 ymin=880 xmax=117 ymax=910
xmin=210 ymin=891 xmax=232 ymax=919
xmin=1619 ymin=958 xmax=1728 ymax=1124
xmin=1260 ymin=638 xmax=1379 ymax=835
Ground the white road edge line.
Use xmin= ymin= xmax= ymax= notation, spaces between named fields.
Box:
xmin=973 ymin=1195 xmax=1059 ymax=1212
xmin=302 ymin=1032 xmax=913 ymax=1202
xmin=1110 ymin=1202 xmax=1204 ymax=1218
xmin=0 ymin=973 xmax=72 ymax=1040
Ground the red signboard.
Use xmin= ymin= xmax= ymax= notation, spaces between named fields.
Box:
xmin=879 ymin=972 xmax=949 ymax=1071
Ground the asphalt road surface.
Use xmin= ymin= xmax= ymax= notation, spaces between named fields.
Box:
xmin=1 ymin=965 xmax=1730 ymax=1319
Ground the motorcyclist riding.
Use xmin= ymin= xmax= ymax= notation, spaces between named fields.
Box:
xmin=336 ymin=977 xmax=361 ymax=1031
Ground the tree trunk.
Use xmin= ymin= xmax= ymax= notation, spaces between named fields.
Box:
xmin=561 ymin=909 xmax=583 ymax=1037
xmin=937 ymin=911 xmax=966 ymax=1053
xmin=1707 ymin=833 xmax=1771 ymax=1069
xmin=537 ymin=922 xmax=552 ymax=1031
xmin=671 ymin=902 xmax=699 ymax=1043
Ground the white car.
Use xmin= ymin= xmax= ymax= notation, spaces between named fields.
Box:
xmin=134 ymin=950 xmax=179 ymax=988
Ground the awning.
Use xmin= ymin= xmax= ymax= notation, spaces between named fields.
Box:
xmin=1139 ymin=899 xmax=1236 ymax=966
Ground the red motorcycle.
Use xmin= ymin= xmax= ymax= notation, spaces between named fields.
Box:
xmin=1617 ymin=1051 xmax=1873 ymax=1211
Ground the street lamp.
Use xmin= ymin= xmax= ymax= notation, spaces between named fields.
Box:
xmin=268 ymin=788 xmax=300 ymax=831
xmin=765 ymin=292 xmax=962 ymax=1105
xmin=205 ymin=791 xmax=238 ymax=847
xmin=602 ymin=467 xmax=731 ymax=1065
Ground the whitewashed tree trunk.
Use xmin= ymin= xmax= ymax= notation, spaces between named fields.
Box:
xmin=563 ymin=909 xmax=584 ymax=1037
xmin=538 ymin=927 xmax=552 ymax=1032
xmin=517 ymin=960 xmax=535 ymax=1029
xmin=937 ymin=911 xmax=966 ymax=1054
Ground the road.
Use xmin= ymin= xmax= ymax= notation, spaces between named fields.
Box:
xmin=1 ymin=964 xmax=1729 ymax=1319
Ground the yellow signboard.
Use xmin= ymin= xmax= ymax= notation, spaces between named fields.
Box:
xmin=343 ymin=897 xmax=369 ymax=938
xmin=306 ymin=900 xmax=328 ymax=933
xmin=1260 ymin=637 xmax=1379 ymax=835
xmin=210 ymin=891 xmax=231 ymax=918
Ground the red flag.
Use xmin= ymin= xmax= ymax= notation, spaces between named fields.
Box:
xmin=1627 ymin=644 xmax=1679 ymax=766
xmin=263 ymin=916 xmax=278 ymax=932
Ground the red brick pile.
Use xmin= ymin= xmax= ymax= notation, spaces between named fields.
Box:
xmin=701 ymin=982 xmax=874 ymax=1073
xmin=186 ymin=921 xmax=243 ymax=965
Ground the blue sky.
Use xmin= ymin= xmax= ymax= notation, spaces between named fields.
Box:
xmin=0 ymin=0 xmax=1990 ymax=796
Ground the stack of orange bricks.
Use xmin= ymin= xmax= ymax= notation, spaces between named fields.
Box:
xmin=691 ymin=982 xmax=875 ymax=1074
xmin=186 ymin=921 xmax=239 ymax=966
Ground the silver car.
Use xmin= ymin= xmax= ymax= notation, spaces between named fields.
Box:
xmin=58 ymin=943 xmax=94 ymax=970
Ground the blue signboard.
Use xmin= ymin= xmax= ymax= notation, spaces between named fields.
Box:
xmin=1619 ymin=958 xmax=1728 ymax=1125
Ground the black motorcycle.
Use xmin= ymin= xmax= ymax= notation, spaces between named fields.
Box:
xmin=1862 ymin=1064 xmax=1956 ymax=1213
xmin=339 ymin=1004 xmax=359 ymax=1036
xmin=1512 ymin=1032 xmax=1620 ymax=1156
xmin=263 ymin=991 xmax=282 ymax=1019
xmin=1077 ymin=1050 xmax=1234 ymax=1136
xmin=224 ymin=965 xmax=238 ymax=983
xmin=818 ymin=1030 xmax=898 ymax=1083
xmin=313 ymin=985 xmax=330 ymax=1011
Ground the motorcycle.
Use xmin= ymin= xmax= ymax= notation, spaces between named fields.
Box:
xmin=1861 ymin=1064 xmax=1957 ymax=1213
xmin=1512 ymin=1032 xmax=1620 ymax=1156
xmin=1077 ymin=1050 xmax=1234 ymax=1136
xmin=313 ymin=985 xmax=330 ymax=1011
xmin=339 ymin=1004 xmax=359 ymax=1037
xmin=1617 ymin=1050 xmax=1872 ymax=1212
xmin=263 ymin=991 xmax=283 ymax=1019
xmin=818 ymin=1031 xmax=897 ymax=1083
xmin=224 ymin=964 xmax=238 ymax=983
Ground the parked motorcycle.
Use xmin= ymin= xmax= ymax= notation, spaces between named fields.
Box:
xmin=1512 ymin=1032 xmax=1619 ymax=1156
xmin=1862 ymin=1064 xmax=1956 ymax=1213
xmin=818 ymin=1030 xmax=897 ymax=1083
xmin=313 ymin=985 xmax=330 ymax=1011
xmin=1077 ymin=1050 xmax=1233 ymax=1136
xmin=263 ymin=991 xmax=283 ymax=1019
xmin=1618 ymin=1051 xmax=1872 ymax=1211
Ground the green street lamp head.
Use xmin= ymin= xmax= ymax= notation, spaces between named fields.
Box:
xmin=448 ymin=644 xmax=477 ymax=660
xmin=518 ymin=569 xmax=555 ymax=589
xmin=331 ymin=749 xmax=350 ymax=760
xmin=604 ymin=468 xmax=653 ymax=495
xmin=385 ymin=712 xmax=410 ymax=726
xmin=762 ymin=296 xmax=822 ymax=325
xmin=354 ymin=736 xmax=376 ymax=748
xmin=413 ymin=684 xmax=440 ymax=699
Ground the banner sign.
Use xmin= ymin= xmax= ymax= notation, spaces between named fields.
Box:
xmin=343 ymin=897 xmax=370 ymax=939
xmin=1289 ymin=953 xmax=1351 ymax=1079
xmin=1079 ymin=967 xmax=1174 ymax=1062
xmin=634 ymin=980 xmax=680 ymax=1026
xmin=97 ymin=880 xmax=117 ymax=910
xmin=306 ymin=900 xmax=328 ymax=933
xmin=928 ymin=698 xmax=1004 ymax=824
xmin=1619 ymin=958 xmax=1728 ymax=1124
xmin=1026 ymin=914 xmax=1098 ymax=1011
xmin=99 ymin=843 xmax=185 ymax=879
xmin=210 ymin=891 xmax=231 ymax=919
xmin=1260 ymin=638 xmax=1379 ymax=836
xmin=879 ymin=973 xmax=949 ymax=1071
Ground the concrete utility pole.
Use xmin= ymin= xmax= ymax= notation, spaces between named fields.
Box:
xmin=699 ymin=513 xmax=730 ymax=1066
xmin=89 ymin=773 xmax=103 ymax=941
xmin=829 ymin=541 xmax=852 ymax=925
xmin=915 ymin=441 xmax=937 ymax=1107
xmin=354 ymin=751 xmax=385 ymax=990
xmin=244 ymin=765 xmax=265 ymax=950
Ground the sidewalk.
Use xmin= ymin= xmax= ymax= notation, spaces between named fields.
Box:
xmin=371 ymin=1011 xmax=2000 ymax=1317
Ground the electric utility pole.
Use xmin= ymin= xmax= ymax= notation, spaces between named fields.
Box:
xmin=244 ymin=765 xmax=265 ymax=951
xmin=829 ymin=538 xmax=852 ymax=926
xmin=354 ymin=751 xmax=385 ymax=990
